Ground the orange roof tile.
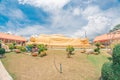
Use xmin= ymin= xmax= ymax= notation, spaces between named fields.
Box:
xmin=0 ymin=32 xmax=26 ymax=41
xmin=94 ymin=33 xmax=120 ymax=42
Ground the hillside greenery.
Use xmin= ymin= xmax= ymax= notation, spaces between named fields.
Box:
xmin=110 ymin=24 xmax=120 ymax=32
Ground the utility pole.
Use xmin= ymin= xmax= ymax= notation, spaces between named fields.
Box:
xmin=85 ymin=31 xmax=87 ymax=38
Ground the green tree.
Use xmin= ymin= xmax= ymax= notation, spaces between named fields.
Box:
xmin=101 ymin=44 xmax=120 ymax=80
xmin=66 ymin=45 xmax=75 ymax=58
xmin=0 ymin=42 xmax=5 ymax=57
xmin=94 ymin=42 xmax=101 ymax=54
xmin=110 ymin=24 xmax=120 ymax=32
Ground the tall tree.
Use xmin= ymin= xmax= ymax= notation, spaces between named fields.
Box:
xmin=110 ymin=24 xmax=120 ymax=32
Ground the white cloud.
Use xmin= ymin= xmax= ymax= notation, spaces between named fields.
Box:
xmin=47 ymin=4 xmax=120 ymax=39
xmin=9 ymin=9 xmax=25 ymax=20
xmin=18 ymin=0 xmax=70 ymax=11
xmin=18 ymin=0 xmax=113 ymax=39
xmin=0 ymin=3 xmax=25 ymax=20
xmin=1 ymin=0 xmax=120 ymax=40
xmin=15 ymin=25 xmax=51 ymax=37
xmin=82 ymin=5 xmax=101 ymax=17
xmin=73 ymin=8 xmax=81 ymax=16
xmin=74 ymin=15 xmax=112 ymax=39
xmin=72 ymin=5 xmax=120 ymax=39
xmin=49 ymin=8 xmax=87 ymax=37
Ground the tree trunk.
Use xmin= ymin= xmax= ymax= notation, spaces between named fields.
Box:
xmin=67 ymin=52 xmax=71 ymax=58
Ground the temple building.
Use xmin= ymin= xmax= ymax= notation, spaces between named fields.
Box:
xmin=0 ymin=32 xmax=26 ymax=45
xmin=94 ymin=30 xmax=120 ymax=45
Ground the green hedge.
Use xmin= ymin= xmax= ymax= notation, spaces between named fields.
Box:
xmin=0 ymin=43 xmax=1 ymax=48
xmin=0 ymin=42 xmax=5 ymax=55
xmin=0 ymin=48 xmax=5 ymax=55
xmin=16 ymin=46 xmax=26 ymax=52
xmin=101 ymin=62 xmax=114 ymax=80
xmin=101 ymin=44 xmax=120 ymax=80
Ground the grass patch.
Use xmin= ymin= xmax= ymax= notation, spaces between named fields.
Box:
xmin=1 ymin=52 xmax=17 ymax=80
xmin=8 ymin=72 xmax=16 ymax=80
xmin=87 ymin=50 xmax=111 ymax=72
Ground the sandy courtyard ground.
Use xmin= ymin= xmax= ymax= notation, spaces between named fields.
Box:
xmin=1 ymin=49 xmax=110 ymax=80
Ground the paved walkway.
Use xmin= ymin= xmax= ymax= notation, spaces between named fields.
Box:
xmin=0 ymin=60 xmax=13 ymax=80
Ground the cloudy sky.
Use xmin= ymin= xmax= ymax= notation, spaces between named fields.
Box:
xmin=0 ymin=0 xmax=120 ymax=40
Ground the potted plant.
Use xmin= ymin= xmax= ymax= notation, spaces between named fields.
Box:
xmin=15 ymin=49 xmax=21 ymax=53
xmin=32 ymin=52 xmax=38 ymax=57
xmin=31 ymin=45 xmax=38 ymax=57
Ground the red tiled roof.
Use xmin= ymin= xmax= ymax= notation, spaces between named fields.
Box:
xmin=0 ymin=32 xmax=26 ymax=42
xmin=94 ymin=33 xmax=120 ymax=42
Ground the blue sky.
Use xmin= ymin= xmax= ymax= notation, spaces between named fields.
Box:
xmin=0 ymin=0 xmax=120 ymax=40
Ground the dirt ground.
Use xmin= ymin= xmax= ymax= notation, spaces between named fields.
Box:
xmin=1 ymin=49 xmax=109 ymax=80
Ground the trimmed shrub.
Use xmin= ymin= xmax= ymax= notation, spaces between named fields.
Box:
xmin=101 ymin=44 xmax=120 ymax=80
xmin=66 ymin=45 xmax=75 ymax=58
xmin=13 ymin=42 xmax=16 ymax=49
xmin=37 ymin=44 xmax=47 ymax=55
xmin=28 ymin=44 xmax=34 ymax=49
xmin=95 ymin=42 xmax=101 ymax=48
xmin=16 ymin=46 xmax=26 ymax=52
xmin=13 ymin=42 xmax=16 ymax=46
xmin=0 ymin=48 xmax=5 ymax=55
xmin=0 ymin=42 xmax=1 ymax=48
xmin=8 ymin=44 xmax=15 ymax=51
xmin=112 ymin=44 xmax=120 ymax=65
xmin=16 ymin=46 xmax=21 ymax=49
xmin=26 ymin=44 xmax=34 ymax=52
xmin=101 ymin=62 xmax=114 ymax=80
xmin=94 ymin=48 xmax=100 ymax=54
xmin=94 ymin=42 xmax=101 ymax=54
xmin=66 ymin=45 xmax=74 ymax=54
xmin=112 ymin=44 xmax=120 ymax=80
xmin=0 ymin=42 xmax=6 ymax=56
xmin=20 ymin=46 xmax=26 ymax=52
